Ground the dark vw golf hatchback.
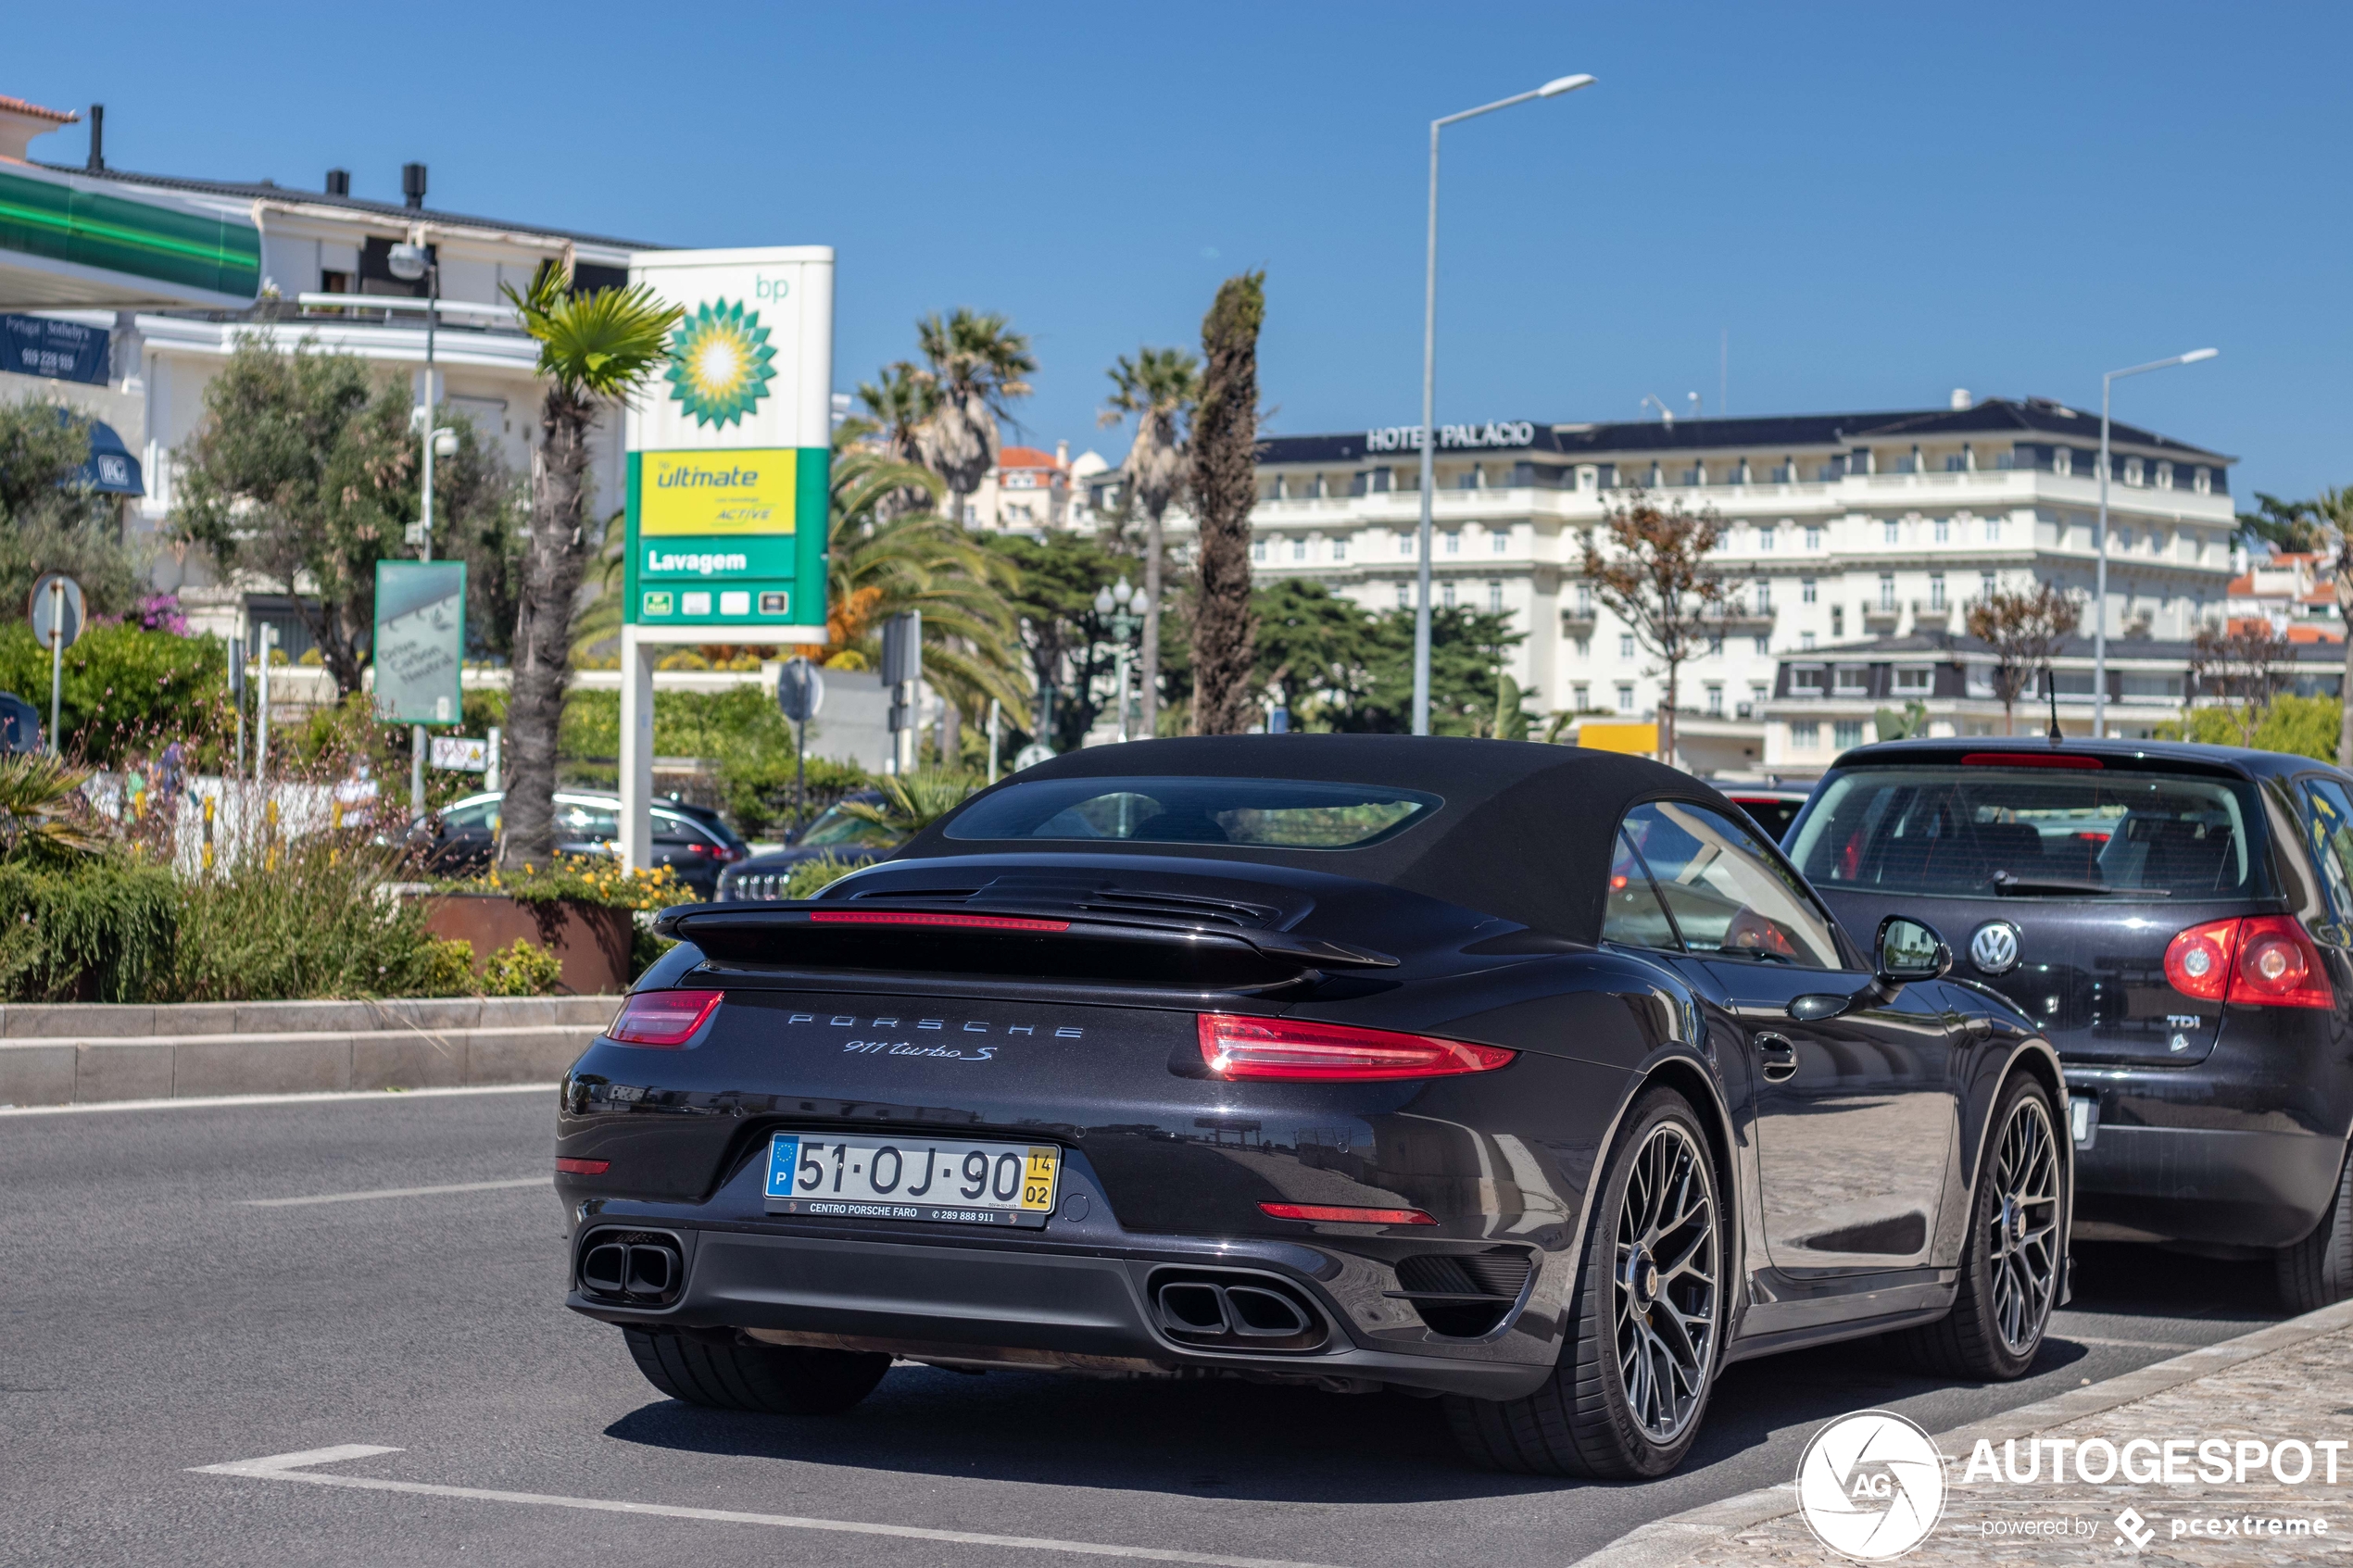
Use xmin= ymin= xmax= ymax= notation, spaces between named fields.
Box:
xmin=1787 ymin=739 xmax=2353 ymax=1310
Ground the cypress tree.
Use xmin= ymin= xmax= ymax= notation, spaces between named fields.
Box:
xmin=1187 ymin=272 xmax=1265 ymax=734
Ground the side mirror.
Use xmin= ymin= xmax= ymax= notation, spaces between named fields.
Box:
xmin=1876 ymin=915 xmax=1951 ymax=984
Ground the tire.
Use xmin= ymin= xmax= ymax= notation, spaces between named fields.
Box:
xmin=1895 ymin=1073 xmax=2063 ymax=1381
xmin=1445 ymin=1086 xmax=1725 ymax=1478
xmin=2275 ymin=1147 xmax=2353 ymax=1314
xmin=623 ymin=1327 xmax=890 ymax=1415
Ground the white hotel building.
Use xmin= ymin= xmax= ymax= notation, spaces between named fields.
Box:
xmin=1162 ymin=395 xmax=2236 ymax=768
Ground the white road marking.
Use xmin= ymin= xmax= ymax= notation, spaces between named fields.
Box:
xmin=194 ymin=1446 xmax=1352 ymax=1568
xmin=0 ymin=1083 xmax=555 ymax=1118
xmin=2056 ymin=1333 xmax=2204 ymax=1351
xmin=243 ymin=1177 xmax=550 ymax=1208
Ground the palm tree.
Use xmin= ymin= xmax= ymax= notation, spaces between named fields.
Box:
xmin=837 ymin=771 xmax=982 ymax=836
xmin=497 ymin=261 xmax=681 ymax=868
xmin=0 ymin=755 xmax=103 ymax=864
xmin=814 ymin=447 xmax=1030 ymax=726
xmin=856 ymin=361 xmax=936 ymax=467
xmin=1100 ymin=346 xmax=1200 ymax=737
xmin=913 ymin=308 xmax=1036 ymax=528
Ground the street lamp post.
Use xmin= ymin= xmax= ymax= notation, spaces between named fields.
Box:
xmin=2093 ymin=346 xmax=2219 ymax=738
xmin=1412 ymin=72 xmax=1594 ymax=736
xmin=1095 ymin=577 xmax=1142 ymax=742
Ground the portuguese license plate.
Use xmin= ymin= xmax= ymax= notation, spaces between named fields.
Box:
xmin=764 ymin=1132 xmax=1061 ymax=1227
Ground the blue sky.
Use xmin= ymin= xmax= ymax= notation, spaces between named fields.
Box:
xmin=16 ymin=2 xmax=2348 ymax=499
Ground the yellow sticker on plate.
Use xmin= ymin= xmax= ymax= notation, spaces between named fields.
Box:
xmin=1021 ymin=1147 xmax=1060 ymax=1210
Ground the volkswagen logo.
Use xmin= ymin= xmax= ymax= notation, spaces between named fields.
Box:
xmin=1969 ymin=921 xmax=2021 ymax=975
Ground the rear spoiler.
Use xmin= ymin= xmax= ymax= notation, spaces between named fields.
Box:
xmin=656 ymin=901 xmax=1398 ymax=988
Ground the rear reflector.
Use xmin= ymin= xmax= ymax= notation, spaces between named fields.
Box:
xmin=2165 ymin=917 xmax=2333 ymax=1009
xmin=607 ymin=988 xmax=724 ymax=1047
xmin=808 ymin=910 xmax=1071 ymax=933
xmin=1960 ymin=752 xmax=2103 ymax=770
xmin=1199 ymin=1012 xmax=1516 ymax=1082
xmin=1260 ymin=1202 xmax=1436 ymax=1225
xmin=555 ymin=1157 xmax=610 ymax=1175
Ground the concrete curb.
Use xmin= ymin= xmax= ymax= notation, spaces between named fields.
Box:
xmin=1567 ymin=1296 xmax=2353 ymax=1568
xmin=0 ymin=997 xmax=621 ymax=1108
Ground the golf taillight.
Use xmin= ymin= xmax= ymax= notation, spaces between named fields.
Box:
xmin=1197 ymin=1013 xmax=1516 ymax=1081
xmin=607 ymin=988 xmax=724 ymax=1047
xmin=2164 ymin=918 xmax=2332 ymax=1010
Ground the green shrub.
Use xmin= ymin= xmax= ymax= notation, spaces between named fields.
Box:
xmin=782 ymin=853 xmax=863 ymax=898
xmin=2156 ymin=696 xmax=2343 ymax=761
xmin=0 ymin=860 xmax=178 ymax=1001
xmin=169 ymin=841 xmax=459 ymax=1001
xmin=480 ymin=938 xmax=561 ymax=997
xmin=418 ymin=936 xmax=478 ymax=996
xmin=0 ymin=621 xmax=227 ymax=766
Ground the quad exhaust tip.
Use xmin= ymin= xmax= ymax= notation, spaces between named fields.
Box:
xmin=579 ymin=1234 xmax=683 ymax=1304
xmin=1151 ymin=1272 xmax=1326 ymax=1351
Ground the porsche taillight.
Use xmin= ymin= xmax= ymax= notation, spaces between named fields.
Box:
xmin=607 ymin=988 xmax=724 ymax=1047
xmin=1197 ymin=1013 xmax=1516 ymax=1082
xmin=2164 ymin=917 xmax=2333 ymax=1010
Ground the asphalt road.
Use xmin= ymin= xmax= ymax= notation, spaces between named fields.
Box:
xmin=0 ymin=1087 xmax=2289 ymax=1568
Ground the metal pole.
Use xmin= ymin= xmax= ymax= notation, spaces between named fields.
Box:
xmin=256 ymin=624 xmax=274 ymax=781
xmin=2095 ymin=373 xmax=2111 ymax=740
xmin=229 ymin=633 xmax=245 ymax=779
xmin=792 ymin=714 xmax=807 ymax=840
xmin=988 ymin=698 xmax=1000 ymax=783
xmin=1115 ymin=640 xmax=1133 ymax=743
xmin=1412 ymin=118 xmax=1441 ymax=737
xmin=413 ymin=265 xmax=437 ymax=816
xmin=46 ymin=582 xmax=63 ymax=759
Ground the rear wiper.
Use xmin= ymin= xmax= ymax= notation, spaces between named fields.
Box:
xmin=1989 ymin=871 xmax=2161 ymax=897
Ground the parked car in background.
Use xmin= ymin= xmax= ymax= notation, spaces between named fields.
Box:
xmin=1785 ymin=738 xmax=2353 ymax=1310
xmin=715 ymin=789 xmax=896 ymax=900
xmin=1716 ymin=784 xmax=1811 ymax=845
xmin=402 ymin=790 xmax=744 ymax=899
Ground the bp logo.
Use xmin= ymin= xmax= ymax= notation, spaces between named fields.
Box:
xmin=666 ymin=299 xmax=777 ymax=428
xmin=1796 ymin=1410 xmax=1946 ymax=1560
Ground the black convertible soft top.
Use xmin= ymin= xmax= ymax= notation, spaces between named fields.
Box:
xmin=893 ymin=734 xmax=1742 ymax=945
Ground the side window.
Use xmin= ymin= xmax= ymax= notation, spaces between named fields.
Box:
xmin=554 ymin=801 xmax=621 ymax=841
xmin=1622 ymin=800 xmax=1843 ymax=970
xmin=654 ymin=811 xmax=711 ymax=846
xmin=441 ymin=798 xmax=499 ymax=833
xmin=2299 ymin=777 xmax=2353 ymax=924
xmin=1601 ymin=828 xmax=1683 ymax=950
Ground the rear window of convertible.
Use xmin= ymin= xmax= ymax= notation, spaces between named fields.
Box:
xmin=945 ymin=776 xmax=1441 ymax=849
xmin=1791 ymin=765 xmax=2264 ymax=898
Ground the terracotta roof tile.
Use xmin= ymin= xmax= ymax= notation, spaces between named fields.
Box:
xmin=0 ymin=95 xmax=78 ymax=125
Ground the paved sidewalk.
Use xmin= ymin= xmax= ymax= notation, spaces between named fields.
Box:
xmin=1580 ymin=1298 xmax=2353 ymax=1567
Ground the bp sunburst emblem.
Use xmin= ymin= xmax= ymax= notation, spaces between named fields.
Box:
xmin=666 ymin=299 xmax=776 ymax=428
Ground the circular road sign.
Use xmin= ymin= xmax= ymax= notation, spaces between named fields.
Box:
xmin=1011 ymin=741 xmax=1056 ymax=772
xmin=776 ymin=657 xmax=825 ymax=723
xmin=30 ymin=573 xmax=84 ymax=651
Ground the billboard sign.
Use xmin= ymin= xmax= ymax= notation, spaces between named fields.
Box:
xmin=372 ymin=559 xmax=465 ymax=725
xmin=623 ymin=248 xmax=833 ymax=632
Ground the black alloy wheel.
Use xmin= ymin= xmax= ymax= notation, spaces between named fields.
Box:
xmin=623 ymin=1327 xmax=890 ymax=1415
xmin=1447 ymin=1085 xmax=1723 ymax=1478
xmin=1897 ymin=1074 xmax=2063 ymax=1380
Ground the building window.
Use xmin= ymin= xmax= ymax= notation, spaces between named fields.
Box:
xmin=1757 ymin=523 xmax=1776 ymax=550
xmin=1883 ymin=520 xmax=1900 ymax=546
xmin=1706 ymin=684 xmax=1724 ymax=716
xmin=1441 ymin=580 xmax=1456 ymax=608
xmin=1755 ymin=577 xmax=1772 ymax=613
xmin=1800 ymin=631 xmax=1818 ymax=650
xmin=1291 ymin=537 xmax=1307 ymax=562
xmin=1833 ymin=719 xmax=1864 ymax=749
xmin=1491 ymin=526 xmax=1510 ymax=553
xmin=1487 ymin=581 xmax=1504 ymax=614
xmin=2054 ymin=448 xmax=2074 ymax=477
xmin=1878 ymin=573 xmax=1896 ymax=611
xmin=1749 ymin=682 xmax=1768 ymax=710
xmin=1831 ymin=606 xmax=1844 ymax=637
xmin=1793 ymin=720 xmax=1820 ymax=749
xmin=1791 ymin=666 xmax=1825 ymax=695
xmin=1577 ymin=583 xmax=1594 ymax=617
xmin=1251 ymin=538 xmax=1267 ymax=563
xmin=1894 ymin=666 xmax=1933 ymax=694
xmin=1332 ymin=537 xmax=1349 ymax=561
xmin=2194 ymin=466 xmax=2212 ymax=495
xmin=1616 ymin=684 xmax=1635 ymax=714
xmin=1983 ymin=516 xmax=2000 ymax=543
xmin=1310 ymin=474 xmax=1327 ymax=499
xmin=1981 ymin=571 xmax=1997 ymax=601
xmin=1395 ymin=582 xmax=1411 ymax=609
xmin=1572 ymin=683 xmax=1590 ymax=709
xmin=1801 ymin=577 xmax=1818 ymax=604
xmin=1619 ymin=633 xmax=1635 ymax=659
xmin=1929 ymin=573 xmax=1946 ymax=609
xmin=1834 ymin=665 xmax=1869 ymax=696
xmin=1443 ymin=530 xmax=1461 ymax=555
xmin=2124 ymin=458 xmax=2144 ymax=487
xmin=1753 ymin=634 xmax=1769 ymax=655
xmin=1370 ymin=467 xmax=1393 ymax=493
xmin=1805 ymin=524 xmax=1822 ymax=550
xmin=1933 ymin=517 xmax=1949 ymax=543
xmin=1574 ymin=636 xmax=1590 ymax=658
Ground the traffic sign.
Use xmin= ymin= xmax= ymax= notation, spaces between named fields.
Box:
xmin=776 ymin=657 xmax=824 ymax=722
xmin=30 ymin=573 xmax=83 ymax=650
xmin=1012 ymin=742 xmax=1056 ymax=772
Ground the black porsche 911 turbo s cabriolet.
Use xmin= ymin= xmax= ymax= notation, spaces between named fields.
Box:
xmin=556 ymin=735 xmax=2069 ymax=1478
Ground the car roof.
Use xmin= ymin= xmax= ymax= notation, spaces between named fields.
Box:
xmin=1828 ymin=736 xmax=2347 ymax=783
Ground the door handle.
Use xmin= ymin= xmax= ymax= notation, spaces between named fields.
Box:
xmin=1754 ymin=1032 xmax=1799 ymax=1083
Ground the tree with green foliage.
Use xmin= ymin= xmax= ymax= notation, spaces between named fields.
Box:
xmin=2159 ymin=694 xmax=2342 ymax=760
xmin=913 ymin=309 xmax=1036 ymax=528
xmin=498 ymin=261 xmax=682 ymax=869
xmin=988 ymin=529 xmax=1126 ymax=753
xmin=2237 ymin=493 xmax=2330 ymax=555
xmin=1100 ymin=345 xmax=1200 ymax=737
xmin=1188 ymin=273 xmax=1265 ymax=734
xmin=0 ymin=397 xmax=142 ymax=616
xmin=1250 ymin=578 xmax=1382 ymax=727
xmin=1358 ymin=604 xmax=1526 ymax=735
xmin=0 ymin=621 xmax=225 ymax=765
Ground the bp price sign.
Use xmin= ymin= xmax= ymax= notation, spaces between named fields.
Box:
xmin=624 ymin=248 xmax=833 ymax=633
